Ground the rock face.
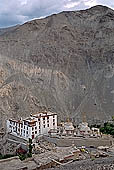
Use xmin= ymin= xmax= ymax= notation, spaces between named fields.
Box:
xmin=0 ymin=5 xmax=114 ymax=128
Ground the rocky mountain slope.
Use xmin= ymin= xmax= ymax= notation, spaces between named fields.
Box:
xmin=0 ymin=25 xmax=20 ymax=36
xmin=0 ymin=5 xmax=114 ymax=128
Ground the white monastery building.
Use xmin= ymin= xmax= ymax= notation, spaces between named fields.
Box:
xmin=7 ymin=111 xmax=57 ymax=140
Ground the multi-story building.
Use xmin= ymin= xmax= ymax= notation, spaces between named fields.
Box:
xmin=7 ymin=111 xmax=57 ymax=140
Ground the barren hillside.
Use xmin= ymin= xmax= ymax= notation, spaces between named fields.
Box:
xmin=0 ymin=5 xmax=114 ymax=128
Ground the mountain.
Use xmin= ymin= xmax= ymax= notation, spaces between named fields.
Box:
xmin=0 ymin=25 xmax=20 ymax=36
xmin=0 ymin=5 xmax=114 ymax=128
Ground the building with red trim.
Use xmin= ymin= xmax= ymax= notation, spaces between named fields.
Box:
xmin=7 ymin=111 xmax=57 ymax=140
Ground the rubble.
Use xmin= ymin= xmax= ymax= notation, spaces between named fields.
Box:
xmin=97 ymin=145 xmax=109 ymax=151
xmin=32 ymin=137 xmax=56 ymax=154
xmin=0 ymin=120 xmax=114 ymax=169
xmin=0 ymin=134 xmax=114 ymax=170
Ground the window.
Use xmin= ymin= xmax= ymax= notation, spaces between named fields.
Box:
xmin=47 ymin=124 xmax=49 ymax=127
xmin=53 ymin=119 xmax=55 ymax=125
xmin=27 ymin=127 xmax=28 ymax=130
xmin=32 ymin=127 xmax=34 ymax=130
xmin=24 ymin=130 xmax=25 ymax=133
xmin=35 ymin=126 xmax=37 ymax=130
xmin=26 ymin=131 xmax=28 ymax=134
xmin=24 ymin=126 xmax=25 ymax=129
xmin=35 ymin=131 xmax=37 ymax=134
xmin=39 ymin=126 xmax=40 ymax=129
xmin=43 ymin=117 xmax=45 ymax=121
xmin=32 ymin=132 xmax=34 ymax=134
xmin=38 ymin=118 xmax=40 ymax=121
xmin=44 ymin=125 xmax=45 ymax=128
xmin=39 ymin=130 xmax=41 ymax=133
xmin=53 ymin=115 xmax=55 ymax=118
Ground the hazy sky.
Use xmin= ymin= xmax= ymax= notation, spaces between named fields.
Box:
xmin=0 ymin=0 xmax=114 ymax=28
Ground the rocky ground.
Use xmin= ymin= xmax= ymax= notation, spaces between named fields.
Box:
xmin=1 ymin=134 xmax=114 ymax=170
xmin=0 ymin=132 xmax=19 ymax=155
xmin=49 ymin=157 xmax=114 ymax=170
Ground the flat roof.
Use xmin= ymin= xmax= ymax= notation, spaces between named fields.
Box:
xmin=9 ymin=119 xmax=22 ymax=124
xmin=24 ymin=117 xmax=37 ymax=123
xmin=32 ymin=111 xmax=57 ymax=118
xmin=8 ymin=111 xmax=57 ymax=124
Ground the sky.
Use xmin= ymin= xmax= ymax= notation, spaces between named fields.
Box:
xmin=0 ymin=0 xmax=114 ymax=28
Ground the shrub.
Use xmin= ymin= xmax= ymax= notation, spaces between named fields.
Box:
xmin=19 ymin=154 xmax=26 ymax=161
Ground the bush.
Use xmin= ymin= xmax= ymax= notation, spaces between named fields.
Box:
xmin=27 ymin=152 xmax=32 ymax=158
xmin=18 ymin=138 xmax=33 ymax=161
xmin=100 ymin=122 xmax=114 ymax=136
xmin=19 ymin=154 xmax=26 ymax=161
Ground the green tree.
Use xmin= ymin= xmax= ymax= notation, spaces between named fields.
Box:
xmin=112 ymin=116 xmax=114 ymax=121
xmin=28 ymin=138 xmax=33 ymax=157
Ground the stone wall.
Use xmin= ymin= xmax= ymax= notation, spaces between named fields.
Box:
xmin=44 ymin=136 xmax=113 ymax=147
xmin=7 ymin=133 xmax=27 ymax=144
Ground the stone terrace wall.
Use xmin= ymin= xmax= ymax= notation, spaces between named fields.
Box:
xmin=44 ymin=136 xmax=113 ymax=147
xmin=7 ymin=133 xmax=28 ymax=144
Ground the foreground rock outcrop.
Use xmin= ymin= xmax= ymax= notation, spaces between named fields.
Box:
xmin=0 ymin=5 xmax=114 ymax=128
